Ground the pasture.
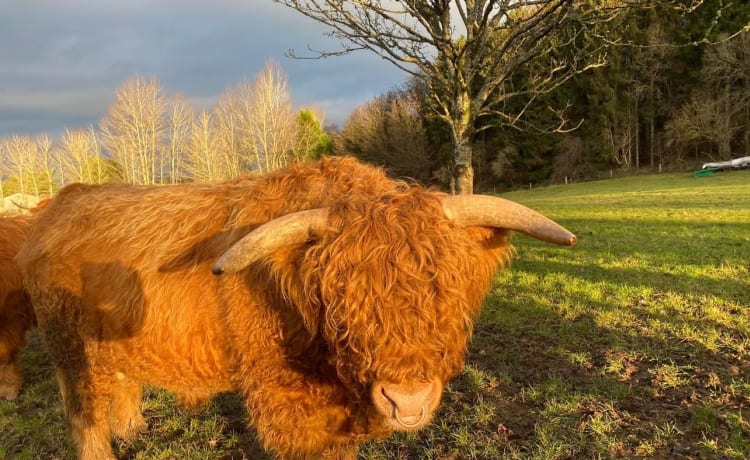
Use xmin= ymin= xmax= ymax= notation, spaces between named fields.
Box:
xmin=1 ymin=169 xmax=748 ymax=459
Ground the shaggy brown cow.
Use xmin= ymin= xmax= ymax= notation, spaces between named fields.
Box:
xmin=17 ymin=156 xmax=575 ymax=459
xmin=0 ymin=207 xmax=44 ymax=400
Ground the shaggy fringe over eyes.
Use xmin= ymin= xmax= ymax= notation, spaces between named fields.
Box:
xmin=288 ymin=187 xmax=512 ymax=389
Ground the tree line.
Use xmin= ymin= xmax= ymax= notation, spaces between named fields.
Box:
xmin=334 ymin=19 xmax=750 ymax=192
xmin=280 ymin=0 xmax=750 ymax=193
xmin=0 ymin=62 xmax=332 ymax=204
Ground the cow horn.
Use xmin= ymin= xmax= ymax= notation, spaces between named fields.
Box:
xmin=441 ymin=195 xmax=576 ymax=246
xmin=212 ymin=208 xmax=329 ymax=275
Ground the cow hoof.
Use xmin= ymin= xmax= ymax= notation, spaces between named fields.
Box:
xmin=0 ymin=384 xmax=20 ymax=400
xmin=111 ymin=415 xmax=148 ymax=441
xmin=0 ymin=364 xmax=22 ymax=400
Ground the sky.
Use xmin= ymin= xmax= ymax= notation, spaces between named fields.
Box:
xmin=0 ymin=0 xmax=409 ymax=137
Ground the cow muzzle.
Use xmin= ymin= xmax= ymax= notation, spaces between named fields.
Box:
xmin=371 ymin=380 xmax=443 ymax=431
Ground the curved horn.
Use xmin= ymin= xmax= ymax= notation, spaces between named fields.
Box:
xmin=441 ymin=195 xmax=576 ymax=246
xmin=212 ymin=208 xmax=329 ymax=275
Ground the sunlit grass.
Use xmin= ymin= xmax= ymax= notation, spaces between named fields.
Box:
xmin=1 ymin=169 xmax=749 ymax=458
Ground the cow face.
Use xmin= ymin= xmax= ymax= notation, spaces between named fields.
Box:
xmin=214 ymin=185 xmax=572 ymax=432
xmin=295 ymin=191 xmax=510 ymax=431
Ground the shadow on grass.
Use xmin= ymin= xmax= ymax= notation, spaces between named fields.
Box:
xmin=517 ymin=217 xmax=748 ymax=296
xmin=359 ymin=217 xmax=748 ymax=458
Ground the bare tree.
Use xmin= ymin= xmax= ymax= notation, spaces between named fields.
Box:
xmin=4 ymin=135 xmax=37 ymax=197
xmin=59 ymin=127 xmax=112 ymax=184
xmin=248 ymin=61 xmax=296 ymax=172
xmin=2 ymin=135 xmax=61 ymax=197
xmin=335 ymin=88 xmax=432 ymax=181
xmin=188 ymin=110 xmax=226 ymax=182
xmin=214 ymin=89 xmax=245 ymax=179
xmin=702 ymin=31 xmax=750 ymax=157
xmin=0 ymin=138 xmax=9 ymax=203
xmin=665 ymin=32 xmax=750 ymax=160
xmin=34 ymin=134 xmax=56 ymax=196
xmin=276 ymin=0 xmax=615 ymax=193
xmin=100 ymin=75 xmax=167 ymax=185
xmin=216 ymin=63 xmax=297 ymax=174
xmin=666 ymin=90 xmax=739 ymax=160
xmin=162 ymin=94 xmax=193 ymax=184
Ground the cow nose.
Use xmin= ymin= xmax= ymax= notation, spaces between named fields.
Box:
xmin=371 ymin=380 xmax=442 ymax=429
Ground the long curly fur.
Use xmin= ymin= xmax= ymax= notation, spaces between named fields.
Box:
xmin=18 ymin=157 xmax=514 ymax=459
xmin=0 ymin=210 xmax=42 ymax=400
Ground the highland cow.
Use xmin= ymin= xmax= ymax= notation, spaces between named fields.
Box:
xmin=0 ymin=206 xmax=45 ymax=400
xmin=17 ymin=156 xmax=575 ymax=459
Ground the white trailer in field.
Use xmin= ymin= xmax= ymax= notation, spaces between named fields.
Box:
xmin=702 ymin=156 xmax=750 ymax=170
xmin=695 ymin=156 xmax=750 ymax=177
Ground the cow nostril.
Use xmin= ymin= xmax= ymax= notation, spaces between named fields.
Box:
xmin=379 ymin=386 xmax=397 ymax=416
xmin=378 ymin=382 xmax=437 ymax=414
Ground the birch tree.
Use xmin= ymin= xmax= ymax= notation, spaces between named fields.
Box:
xmin=216 ymin=79 xmax=256 ymax=175
xmin=162 ymin=94 xmax=193 ymax=184
xmin=4 ymin=135 xmax=37 ymax=197
xmin=188 ymin=110 xmax=225 ymax=182
xmin=216 ymin=62 xmax=297 ymax=174
xmin=100 ymin=75 xmax=167 ymax=185
xmin=34 ymin=134 xmax=56 ymax=196
xmin=59 ymin=127 xmax=113 ymax=184
xmin=247 ymin=62 xmax=296 ymax=172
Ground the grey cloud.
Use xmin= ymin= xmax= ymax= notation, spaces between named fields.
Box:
xmin=0 ymin=1 xmax=407 ymax=136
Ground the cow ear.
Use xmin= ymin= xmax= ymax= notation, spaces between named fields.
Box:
xmin=461 ymin=226 xmax=517 ymax=271
xmin=464 ymin=226 xmax=512 ymax=248
xmin=265 ymin=241 xmax=324 ymax=337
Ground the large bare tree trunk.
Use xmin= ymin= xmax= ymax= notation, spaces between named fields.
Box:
xmin=453 ymin=136 xmax=474 ymax=195
xmin=456 ymin=164 xmax=474 ymax=195
xmin=451 ymin=95 xmax=476 ymax=194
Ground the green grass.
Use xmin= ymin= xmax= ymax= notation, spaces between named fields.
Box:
xmin=2 ymin=170 xmax=749 ymax=459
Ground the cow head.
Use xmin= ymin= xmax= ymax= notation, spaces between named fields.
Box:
xmin=213 ymin=188 xmax=575 ymax=431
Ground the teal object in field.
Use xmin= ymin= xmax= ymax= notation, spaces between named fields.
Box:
xmin=693 ymin=168 xmax=719 ymax=178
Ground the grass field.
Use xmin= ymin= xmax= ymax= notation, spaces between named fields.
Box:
xmin=2 ymin=169 xmax=749 ymax=459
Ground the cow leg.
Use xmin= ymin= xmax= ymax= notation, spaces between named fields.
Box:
xmin=55 ymin=367 xmax=117 ymax=460
xmin=108 ymin=376 xmax=147 ymax=441
xmin=0 ymin=360 xmax=22 ymax=400
xmin=0 ymin=311 xmax=26 ymax=400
